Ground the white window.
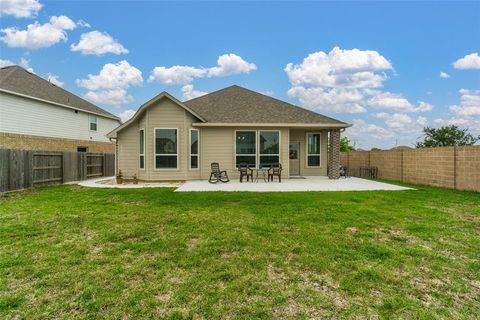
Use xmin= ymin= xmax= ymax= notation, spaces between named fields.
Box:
xmin=89 ymin=115 xmax=97 ymax=131
xmin=155 ymin=128 xmax=178 ymax=169
xmin=259 ymin=130 xmax=280 ymax=168
xmin=235 ymin=130 xmax=256 ymax=168
xmin=190 ymin=129 xmax=199 ymax=169
xmin=139 ymin=129 xmax=145 ymax=169
xmin=306 ymin=132 xmax=321 ymax=167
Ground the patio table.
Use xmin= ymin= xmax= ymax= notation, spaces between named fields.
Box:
xmin=254 ymin=168 xmax=268 ymax=182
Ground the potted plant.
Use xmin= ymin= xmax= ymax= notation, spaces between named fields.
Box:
xmin=132 ymin=174 xmax=139 ymax=185
xmin=116 ymin=170 xmax=123 ymax=184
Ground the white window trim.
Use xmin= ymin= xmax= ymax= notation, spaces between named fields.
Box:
xmin=306 ymin=132 xmax=321 ymax=168
xmin=234 ymin=130 xmax=257 ymax=168
xmin=189 ymin=128 xmax=200 ymax=170
xmin=139 ymin=128 xmax=145 ymax=170
xmin=258 ymin=130 xmax=281 ymax=168
xmin=89 ymin=115 xmax=97 ymax=132
xmin=154 ymin=127 xmax=179 ymax=171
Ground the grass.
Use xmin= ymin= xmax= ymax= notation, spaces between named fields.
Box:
xmin=0 ymin=183 xmax=479 ymax=319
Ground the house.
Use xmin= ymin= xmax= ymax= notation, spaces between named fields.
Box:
xmin=0 ymin=66 xmax=120 ymax=153
xmin=107 ymin=85 xmax=350 ymax=180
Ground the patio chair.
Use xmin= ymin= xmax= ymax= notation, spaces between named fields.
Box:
xmin=238 ymin=162 xmax=254 ymax=182
xmin=340 ymin=165 xmax=349 ymax=178
xmin=267 ymin=163 xmax=282 ymax=182
xmin=209 ymin=162 xmax=230 ymax=184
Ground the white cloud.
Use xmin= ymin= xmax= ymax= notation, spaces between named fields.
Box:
xmin=207 ymin=53 xmax=257 ymax=77
xmin=287 ymin=86 xmax=366 ymax=113
xmin=285 ymin=47 xmax=392 ymax=89
xmin=453 ymin=53 xmax=480 ymax=70
xmin=2 ymin=57 xmax=35 ymax=72
xmin=416 ymin=101 xmax=433 ymax=112
xmin=449 ymin=89 xmax=480 ymax=117
xmin=76 ymin=60 xmax=143 ymax=91
xmin=285 ymin=47 xmax=397 ymax=113
xmin=346 ymin=113 xmax=429 ymax=149
xmin=0 ymin=0 xmax=42 ymax=18
xmin=375 ymin=112 xmax=427 ymax=131
xmin=84 ymin=89 xmax=133 ymax=108
xmin=260 ymin=90 xmax=274 ymax=96
xmin=181 ymin=84 xmax=207 ymax=100
xmin=433 ymin=117 xmax=480 ymax=136
xmin=148 ymin=53 xmax=256 ymax=85
xmin=0 ymin=15 xmax=77 ymax=49
xmin=71 ymin=31 xmax=128 ymax=55
xmin=417 ymin=116 xmax=428 ymax=127
xmin=0 ymin=59 xmax=15 ymax=68
xmin=344 ymin=119 xmax=394 ymax=149
xmin=367 ymin=92 xmax=432 ymax=112
xmin=77 ymin=60 xmax=142 ymax=107
xmin=148 ymin=65 xmax=206 ymax=85
xmin=368 ymin=92 xmax=413 ymax=110
xmin=439 ymin=71 xmax=450 ymax=79
xmin=118 ymin=109 xmax=136 ymax=123
xmin=19 ymin=57 xmax=34 ymax=72
xmin=433 ymin=89 xmax=480 ymax=136
xmin=76 ymin=19 xmax=90 ymax=28
xmin=45 ymin=73 xmax=63 ymax=87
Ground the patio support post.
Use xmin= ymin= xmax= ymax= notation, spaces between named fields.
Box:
xmin=328 ymin=129 xmax=340 ymax=179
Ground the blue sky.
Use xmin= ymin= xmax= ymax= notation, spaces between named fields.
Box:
xmin=1 ymin=0 xmax=479 ymax=149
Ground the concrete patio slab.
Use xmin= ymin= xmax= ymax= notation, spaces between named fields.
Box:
xmin=78 ymin=177 xmax=182 ymax=188
xmin=175 ymin=176 xmax=413 ymax=192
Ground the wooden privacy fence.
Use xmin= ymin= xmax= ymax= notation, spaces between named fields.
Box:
xmin=340 ymin=145 xmax=480 ymax=192
xmin=0 ymin=149 xmax=115 ymax=192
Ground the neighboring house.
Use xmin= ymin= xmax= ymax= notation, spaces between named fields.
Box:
xmin=107 ymin=85 xmax=350 ymax=180
xmin=0 ymin=66 xmax=120 ymax=153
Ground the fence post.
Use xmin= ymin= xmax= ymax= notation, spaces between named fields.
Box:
xmin=103 ymin=153 xmax=106 ymax=177
xmin=454 ymin=146 xmax=457 ymax=190
xmin=401 ymin=149 xmax=404 ymax=182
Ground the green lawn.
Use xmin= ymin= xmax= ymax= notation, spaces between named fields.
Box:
xmin=1 ymin=184 xmax=479 ymax=319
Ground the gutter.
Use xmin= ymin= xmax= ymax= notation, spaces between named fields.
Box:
xmin=191 ymin=122 xmax=352 ymax=128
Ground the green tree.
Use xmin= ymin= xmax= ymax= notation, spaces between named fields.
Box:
xmin=340 ymin=137 xmax=355 ymax=152
xmin=416 ymin=125 xmax=479 ymax=148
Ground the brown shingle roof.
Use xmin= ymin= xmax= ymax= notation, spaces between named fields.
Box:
xmin=183 ymin=85 xmax=349 ymax=126
xmin=0 ymin=66 xmax=119 ymax=120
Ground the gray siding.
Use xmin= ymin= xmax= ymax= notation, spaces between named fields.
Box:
xmin=0 ymin=92 xmax=119 ymax=142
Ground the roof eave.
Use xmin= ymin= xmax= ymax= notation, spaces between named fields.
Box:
xmin=0 ymin=88 xmax=121 ymax=121
xmin=191 ymin=122 xmax=351 ymax=128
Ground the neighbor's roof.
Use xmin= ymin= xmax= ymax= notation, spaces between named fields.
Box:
xmin=183 ymin=85 xmax=349 ymax=127
xmin=0 ymin=66 xmax=120 ymax=121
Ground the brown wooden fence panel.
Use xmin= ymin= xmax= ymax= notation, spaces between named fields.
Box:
xmin=0 ymin=149 xmax=115 ymax=192
xmin=86 ymin=154 xmax=104 ymax=178
xmin=63 ymin=152 xmax=79 ymax=183
xmin=33 ymin=152 xmax=63 ymax=186
xmin=341 ymin=145 xmax=480 ymax=192
xmin=105 ymin=153 xmax=115 ymax=177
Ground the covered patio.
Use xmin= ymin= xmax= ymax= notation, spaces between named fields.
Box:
xmin=175 ymin=176 xmax=412 ymax=192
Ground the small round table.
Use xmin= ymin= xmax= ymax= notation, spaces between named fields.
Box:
xmin=254 ymin=168 xmax=268 ymax=182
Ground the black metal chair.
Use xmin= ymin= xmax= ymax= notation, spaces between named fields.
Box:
xmin=340 ymin=165 xmax=349 ymax=178
xmin=238 ymin=162 xmax=254 ymax=182
xmin=209 ymin=162 xmax=230 ymax=183
xmin=267 ymin=163 xmax=282 ymax=182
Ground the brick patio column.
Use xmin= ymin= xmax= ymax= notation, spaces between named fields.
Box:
xmin=328 ymin=130 xmax=340 ymax=179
